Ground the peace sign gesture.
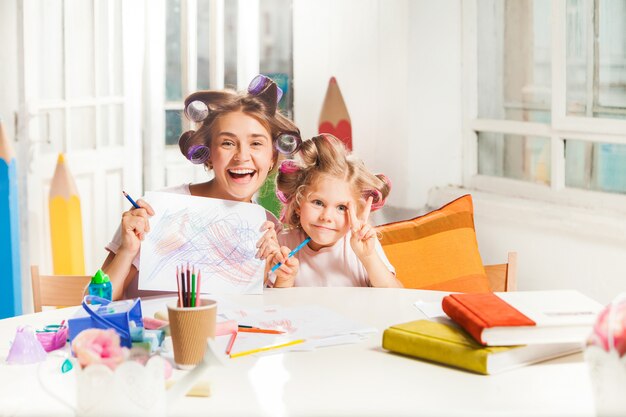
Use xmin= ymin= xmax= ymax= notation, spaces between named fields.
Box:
xmin=347 ymin=196 xmax=376 ymax=260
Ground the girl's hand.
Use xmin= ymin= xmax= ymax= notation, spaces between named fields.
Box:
xmin=271 ymin=246 xmax=299 ymax=288
xmin=256 ymin=221 xmax=284 ymax=262
xmin=348 ymin=197 xmax=376 ymax=260
xmin=119 ymin=199 xmax=154 ymax=255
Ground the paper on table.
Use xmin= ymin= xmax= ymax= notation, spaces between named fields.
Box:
xmin=220 ymin=305 xmax=376 ymax=356
xmin=414 ymin=300 xmax=448 ymax=319
xmin=138 ymin=192 xmax=267 ymax=294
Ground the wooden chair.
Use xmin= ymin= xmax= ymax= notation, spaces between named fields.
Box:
xmin=485 ymin=252 xmax=518 ymax=292
xmin=30 ymin=265 xmax=91 ymax=313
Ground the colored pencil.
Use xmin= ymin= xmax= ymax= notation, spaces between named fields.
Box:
xmin=196 ymin=270 xmax=202 ymax=297
xmin=270 ymin=236 xmax=311 ymax=273
xmin=238 ymin=325 xmax=255 ymax=328
xmin=180 ymin=268 xmax=187 ymax=307
xmin=230 ymin=339 xmax=305 ymax=359
xmin=176 ymin=266 xmax=182 ymax=307
xmin=49 ymin=153 xmax=85 ymax=275
xmin=191 ymin=270 xmax=196 ymax=307
xmin=225 ymin=332 xmax=238 ymax=355
xmin=0 ymin=119 xmax=23 ymax=318
xmin=122 ymin=190 xmax=141 ymax=209
xmin=186 ymin=263 xmax=191 ymax=307
xmin=318 ymin=77 xmax=352 ymax=150
xmin=238 ymin=328 xmax=285 ymax=335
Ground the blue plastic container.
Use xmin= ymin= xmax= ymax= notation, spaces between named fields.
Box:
xmin=88 ymin=269 xmax=112 ymax=301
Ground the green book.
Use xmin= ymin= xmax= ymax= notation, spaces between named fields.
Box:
xmin=382 ymin=320 xmax=581 ymax=375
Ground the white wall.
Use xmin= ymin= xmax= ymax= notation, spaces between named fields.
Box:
xmin=293 ymin=0 xmax=626 ymax=304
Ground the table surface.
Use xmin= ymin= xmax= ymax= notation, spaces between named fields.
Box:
xmin=0 ymin=287 xmax=596 ymax=417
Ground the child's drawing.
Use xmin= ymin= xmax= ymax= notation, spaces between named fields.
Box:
xmin=138 ymin=191 xmax=267 ymax=294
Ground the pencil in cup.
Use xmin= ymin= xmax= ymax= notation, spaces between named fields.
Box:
xmin=270 ymin=237 xmax=311 ymax=273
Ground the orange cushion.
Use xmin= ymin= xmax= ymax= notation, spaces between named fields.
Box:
xmin=376 ymin=194 xmax=490 ymax=293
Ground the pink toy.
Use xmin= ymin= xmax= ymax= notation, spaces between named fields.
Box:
xmin=7 ymin=326 xmax=48 ymax=364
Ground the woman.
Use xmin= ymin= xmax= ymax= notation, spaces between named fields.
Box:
xmin=102 ymin=75 xmax=301 ymax=300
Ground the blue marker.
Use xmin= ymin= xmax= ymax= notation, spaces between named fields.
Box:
xmin=122 ymin=190 xmax=141 ymax=209
xmin=270 ymin=236 xmax=311 ymax=273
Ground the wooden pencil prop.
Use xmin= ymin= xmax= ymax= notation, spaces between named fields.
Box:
xmin=318 ymin=77 xmax=352 ymax=150
xmin=49 ymin=153 xmax=85 ymax=274
xmin=0 ymin=119 xmax=23 ymax=318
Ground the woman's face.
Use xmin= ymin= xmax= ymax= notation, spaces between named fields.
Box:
xmin=208 ymin=111 xmax=275 ymax=202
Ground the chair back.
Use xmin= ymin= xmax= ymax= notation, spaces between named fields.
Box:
xmin=30 ymin=265 xmax=91 ymax=313
xmin=484 ymin=252 xmax=518 ymax=292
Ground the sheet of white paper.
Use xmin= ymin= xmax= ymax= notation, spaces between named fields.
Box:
xmin=138 ymin=192 xmax=267 ymax=294
xmin=221 ymin=305 xmax=376 ymax=356
xmin=414 ymin=300 xmax=449 ymax=319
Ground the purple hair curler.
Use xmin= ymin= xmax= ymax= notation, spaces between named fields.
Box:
xmin=279 ymin=160 xmax=301 ymax=174
xmin=248 ymin=74 xmax=283 ymax=103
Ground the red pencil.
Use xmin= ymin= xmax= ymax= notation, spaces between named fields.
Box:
xmin=176 ymin=266 xmax=182 ymax=307
xmin=196 ymin=270 xmax=202 ymax=299
xmin=226 ymin=331 xmax=238 ymax=355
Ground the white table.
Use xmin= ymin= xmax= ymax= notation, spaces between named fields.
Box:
xmin=0 ymin=287 xmax=596 ymax=416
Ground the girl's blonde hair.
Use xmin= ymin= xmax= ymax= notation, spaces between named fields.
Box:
xmin=276 ymin=134 xmax=391 ymax=228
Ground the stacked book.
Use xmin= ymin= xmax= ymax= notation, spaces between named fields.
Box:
xmin=383 ymin=290 xmax=604 ymax=375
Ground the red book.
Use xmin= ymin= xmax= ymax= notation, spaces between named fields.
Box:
xmin=442 ymin=290 xmax=603 ymax=346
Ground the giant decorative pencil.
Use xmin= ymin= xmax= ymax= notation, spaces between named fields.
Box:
xmin=319 ymin=77 xmax=352 ymax=150
xmin=0 ymin=119 xmax=23 ymax=318
xmin=49 ymin=153 xmax=85 ymax=274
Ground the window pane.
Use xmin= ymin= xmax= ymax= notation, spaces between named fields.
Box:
xmin=259 ymin=0 xmax=293 ymax=117
xmin=66 ymin=0 xmax=95 ymax=98
xmin=566 ymin=0 xmax=626 ymax=119
xmin=197 ymin=0 xmax=212 ymax=90
xmin=38 ymin=0 xmax=64 ymax=99
xmin=70 ymin=107 xmax=96 ymax=150
xmin=224 ymin=0 xmax=238 ymax=88
xmin=565 ymin=139 xmax=626 ymax=194
xmin=165 ymin=110 xmax=183 ymax=146
xmin=166 ymin=0 xmax=183 ymax=101
xmin=38 ymin=109 xmax=65 ymax=154
xmin=111 ymin=0 xmax=123 ymax=96
xmin=477 ymin=0 xmax=551 ymax=122
xmin=478 ymin=132 xmax=551 ymax=184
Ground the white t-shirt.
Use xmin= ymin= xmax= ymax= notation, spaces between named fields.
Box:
xmin=277 ymin=228 xmax=395 ymax=287
xmin=105 ymin=183 xmax=281 ymax=299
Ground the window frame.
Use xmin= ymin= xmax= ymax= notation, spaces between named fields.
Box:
xmin=462 ymin=0 xmax=626 ymax=213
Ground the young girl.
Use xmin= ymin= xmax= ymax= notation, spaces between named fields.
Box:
xmin=103 ymin=75 xmax=299 ymax=299
xmin=270 ymin=134 xmax=402 ymax=288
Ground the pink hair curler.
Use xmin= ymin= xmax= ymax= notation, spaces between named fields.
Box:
xmin=275 ymin=190 xmax=290 ymax=204
xmin=279 ymin=160 xmax=301 ymax=174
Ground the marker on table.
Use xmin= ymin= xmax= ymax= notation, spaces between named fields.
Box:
xmin=270 ymin=236 xmax=311 ymax=274
xmin=122 ymin=191 xmax=141 ymax=209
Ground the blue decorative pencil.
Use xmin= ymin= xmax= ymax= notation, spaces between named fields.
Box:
xmin=0 ymin=119 xmax=22 ymax=318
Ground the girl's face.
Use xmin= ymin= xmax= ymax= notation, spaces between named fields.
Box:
xmin=297 ymin=175 xmax=358 ymax=251
xmin=208 ymin=111 xmax=275 ymax=202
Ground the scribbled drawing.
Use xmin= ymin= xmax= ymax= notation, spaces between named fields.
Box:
xmin=138 ymin=191 xmax=266 ymax=293
xmin=259 ymin=319 xmax=296 ymax=334
xmin=143 ymin=207 xmax=262 ymax=286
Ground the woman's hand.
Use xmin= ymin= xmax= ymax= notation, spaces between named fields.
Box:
xmin=119 ymin=199 xmax=154 ymax=255
xmin=271 ymin=246 xmax=299 ymax=288
xmin=256 ymin=221 xmax=285 ymax=262
xmin=348 ymin=197 xmax=376 ymax=261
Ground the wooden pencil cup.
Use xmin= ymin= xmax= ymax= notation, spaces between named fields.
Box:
xmin=167 ymin=299 xmax=217 ymax=369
